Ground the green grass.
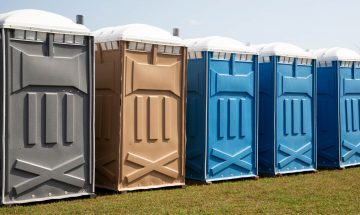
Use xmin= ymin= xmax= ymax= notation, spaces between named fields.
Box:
xmin=1 ymin=168 xmax=360 ymax=214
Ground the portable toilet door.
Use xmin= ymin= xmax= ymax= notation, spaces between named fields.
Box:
xmin=258 ymin=43 xmax=317 ymax=175
xmin=186 ymin=36 xmax=258 ymax=182
xmin=0 ymin=9 xmax=94 ymax=204
xmin=94 ymin=24 xmax=186 ymax=191
xmin=317 ymin=47 xmax=360 ymax=168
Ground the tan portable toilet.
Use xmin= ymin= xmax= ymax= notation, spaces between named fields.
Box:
xmin=94 ymin=24 xmax=187 ymax=191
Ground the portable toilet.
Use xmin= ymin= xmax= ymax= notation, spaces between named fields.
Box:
xmin=94 ymin=24 xmax=187 ymax=191
xmin=316 ymin=47 xmax=360 ymax=168
xmin=258 ymin=42 xmax=317 ymax=175
xmin=0 ymin=9 xmax=95 ymax=204
xmin=185 ymin=36 xmax=258 ymax=182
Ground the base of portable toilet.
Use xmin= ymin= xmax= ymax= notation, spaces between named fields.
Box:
xmin=257 ymin=43 xmax=317 ymax=176
xmin=316 ymin=47 xmax=360 ymax=169
xmin=185 ymin=37 xmax=259 ymax=182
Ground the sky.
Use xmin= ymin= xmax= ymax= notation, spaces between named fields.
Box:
xmin=1 ymin=0 xmax=360 ymax=50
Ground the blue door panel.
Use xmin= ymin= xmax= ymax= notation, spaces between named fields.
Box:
xmin=275 ymin=61 xmax=316 ymax=173
xmin=339 ymin=66 xmax=360 ymax=167
xmin=207 ymin=54 xmax=257 ymax=180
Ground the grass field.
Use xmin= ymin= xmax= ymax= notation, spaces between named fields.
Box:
xmin=1 ymin=168 xmax=360 ymax=214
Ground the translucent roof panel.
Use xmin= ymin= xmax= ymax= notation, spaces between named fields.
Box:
xmin=187 ymin=36 xmax=258 ymax=54
xmin=0 ymin=9 xmax=90 ymax=35
xmin=260 ymin=42 xmax=315 ymax=59
xmin=318 ymin=47 xmax=360 ymax=61
xmin=94 ymin=24 xmax=184 ymax=46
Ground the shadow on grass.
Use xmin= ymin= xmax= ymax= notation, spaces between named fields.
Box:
xmin=95 ymin=187 xmax=118 ymax=196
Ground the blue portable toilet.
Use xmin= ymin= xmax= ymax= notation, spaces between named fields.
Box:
xmin=257 ymin=43 xmax=317 ymax=175
xmin=185 ymin=36 xmax=258 ymax=182
xmin=316 ymin=47 xmax=360 ymax=168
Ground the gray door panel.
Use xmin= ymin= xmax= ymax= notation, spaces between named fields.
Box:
xmin=2 ymin=32 xmax=93 ymax=203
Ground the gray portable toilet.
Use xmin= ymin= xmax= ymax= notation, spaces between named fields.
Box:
xmin=0 ymin=9 xmax=94 ymax=204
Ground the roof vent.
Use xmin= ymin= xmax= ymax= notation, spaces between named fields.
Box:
xmin=76 ymin=15 xmax=84 ymax=25
xmin=173 ymin=28 xmax=179 ymax=37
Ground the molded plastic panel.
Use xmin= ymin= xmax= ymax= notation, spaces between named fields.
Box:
xmin=95 ymin=43 xmax=186 ymax=191
xmin=275 ymin=60 xmax=316 ymax=173
xmin=185 ymin=56 xmax=206 ymax=180
xmin=339 ymin=66 xmax=360 ymax=167
xmin=317 ymin=65 xmax=339 ymax=167
xmin=258 ymin=58 xmax=275 ymax=174
xmin=94 ymin=49 xmax=119 ymax=188
xmin=259 ymin=57 xmax=316 ymax=175
xmin=3 ymin=31 xmax=94 ymax=204
xmin=206 ymin=53 xmax=257 ymax=180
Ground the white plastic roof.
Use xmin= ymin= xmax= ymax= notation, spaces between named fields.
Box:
xmin=0 ymin=9 xmax=90 ymax=35
xmin=187 ymin=36 xmax=258 ymax=54
xmin=94 ymin=24 xmax=184 ymax=46
xmin=259 ymin=42 xmax=315 ymax=59
xmin=317 ymin=47 xmax=360 ymax=61
xmin=249 ymin=44 xmax=267 ymax=52
xmin=93 ymin=27 xmax=114 ymax=40
xmin=184 ymin=38 xmax=200 ymax=48
xmin=312 ymin=48 xmax=327 ymax=58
